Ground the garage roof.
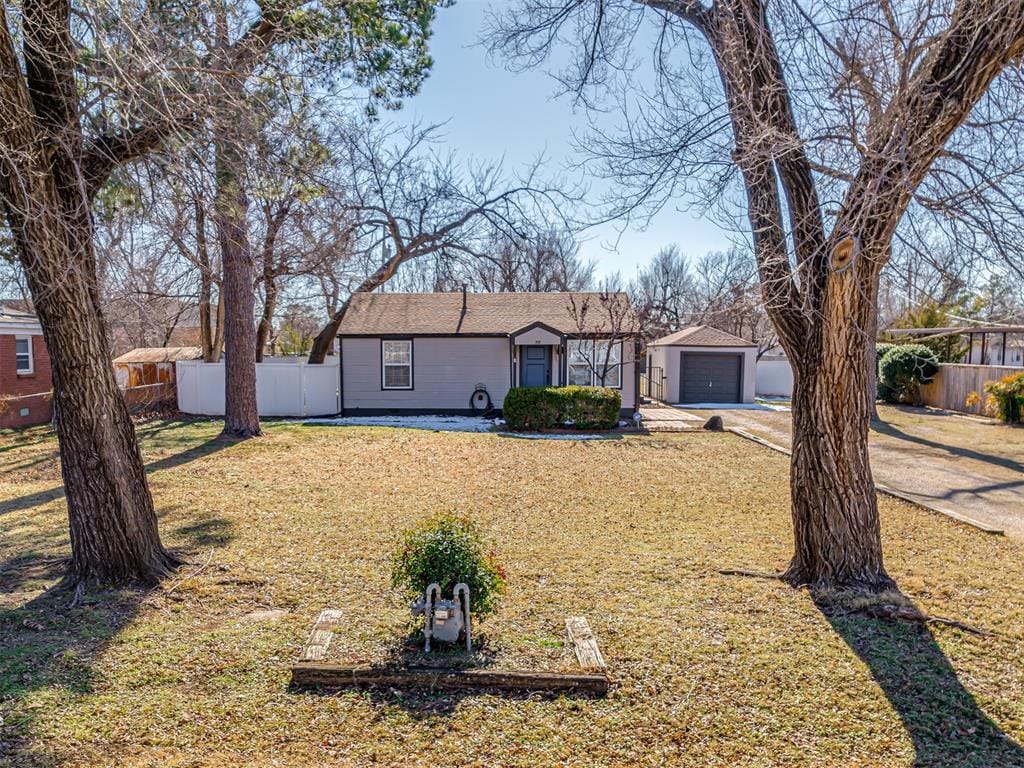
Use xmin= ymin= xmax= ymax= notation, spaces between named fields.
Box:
xmin=649 ymin=325 xmax=756 ymax=347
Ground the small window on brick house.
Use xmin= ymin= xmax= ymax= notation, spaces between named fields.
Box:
xmin=15 ymin=336 xmax=33 ymax=374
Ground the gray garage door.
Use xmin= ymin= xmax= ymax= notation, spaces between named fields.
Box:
xmin=680 ymin=352 xmax=742 ymax=403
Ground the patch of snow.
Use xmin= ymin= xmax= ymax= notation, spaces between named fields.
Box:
xmin=496 ymin=432 xmax=617 ymax=440
xmin=303 ymin=415 xmax=500 ymax=432
xmin=673 ymin=403 xmax=777 ymax=411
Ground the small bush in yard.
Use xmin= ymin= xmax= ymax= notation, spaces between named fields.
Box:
xmin=391 ymin=513 xmax=506 ymax=617
xmin=983 ymin=373 xmax=1024 ymax=423
xmin=502 ymin=386 xmax=621 ymax=430
xmin=878 ymin=344 xmax=939 ymax=404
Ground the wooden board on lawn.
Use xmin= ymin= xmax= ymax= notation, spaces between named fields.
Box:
xmin=565 ymin=616 xmax=606 ymax=670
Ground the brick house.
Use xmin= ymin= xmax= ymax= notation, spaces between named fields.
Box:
xmin=0 ymin=305 xmax=52 ymax=429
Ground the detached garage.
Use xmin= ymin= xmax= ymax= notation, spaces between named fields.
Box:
xmin=646 ymin=326 xmax=757 ymax=404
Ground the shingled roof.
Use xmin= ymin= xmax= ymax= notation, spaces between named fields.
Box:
xmin=336 ymin=292 xmax=640 ymax=336
xmin=113 ymin=347 xmax=203 ymax=364
xmin=649 ymin=325 xmax=756 ymax=347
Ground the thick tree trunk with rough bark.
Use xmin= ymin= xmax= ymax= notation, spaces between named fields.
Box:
xmin=213 ymin=84 xmax=262 ymax=438
xmin=783 ymin=271 xmax=893 ymax=590
xmin=13 ymin=223 xmax=178 ymax=585
xmin=0 ymin=0 xmax=176 ymax=585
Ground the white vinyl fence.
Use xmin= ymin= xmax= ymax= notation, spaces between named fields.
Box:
xmin=176 ymin=356 xmax=340 ymax=417
xmin=755 ymin=357 xmax=793 ymax=398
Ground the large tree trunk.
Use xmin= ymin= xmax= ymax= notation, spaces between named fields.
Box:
xmin=781 ymin=247 xmax=894 ymax=591
xmin=4 ymin=185 xmax=177 ymax=585
xmin=213 ymin=81 xmax=261 ymax=438
xmin=786 ymin=347 xmax=892 ymax=591
xmin=43 ymin=279 xmax=179 ymax=585
xmin=0 ymin=0 xmax=175 ymax=586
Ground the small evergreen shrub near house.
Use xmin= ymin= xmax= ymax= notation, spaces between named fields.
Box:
xmin=878 ymin=344 xmax=940 ymax=404
xmin=502 ymin=387 xmax=564 ymax=430
xmin=391 ymin=513 xmax=506 ymax=617
xmin=502 ymin=386 xmax=621 ymax=430
xmin=559 ymin=385 xmax=621 ymax=429
xmin=983 ymin=372 xmax=1024 ymax=423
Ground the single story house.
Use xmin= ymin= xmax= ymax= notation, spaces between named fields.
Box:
xmin=0 ymin=305 xmax=52 ymax=428
xmin=646 ymin=326 xmax=757 ymax=404
xmin=335 ymin=291 xmax=640 ymax=416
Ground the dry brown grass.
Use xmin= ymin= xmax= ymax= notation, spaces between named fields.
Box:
xmin=1 ymin=420 xmax=1023 ymax=767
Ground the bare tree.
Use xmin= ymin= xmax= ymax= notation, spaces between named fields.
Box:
xmin=490 ymin=0 xmax=1024 ymax=592
xmin=307 ymin=123 xmax=573 ymax=362
xmin=0 ymin=0 xmax=445 ymax=585
xmin=566 ymin=291 xmax=636 ymax=388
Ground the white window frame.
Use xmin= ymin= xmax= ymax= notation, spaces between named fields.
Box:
xmin=15 ymin=335 xmax=33 ymax=374
xmin=381 ymin=339 xmax=413 ymax=390
xmin=567 ymin=339 xmax=622 ymax=389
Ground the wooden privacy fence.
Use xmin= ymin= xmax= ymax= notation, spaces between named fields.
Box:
xmin=919 ymin=363 xmax=1022 ymax=415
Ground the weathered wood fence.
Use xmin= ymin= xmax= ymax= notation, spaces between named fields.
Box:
xmin=919 ymin=363 xmax=1021 ymax=415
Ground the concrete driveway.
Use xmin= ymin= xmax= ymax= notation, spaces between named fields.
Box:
xmin=670 ymin=404 xmax=1024 ymax=539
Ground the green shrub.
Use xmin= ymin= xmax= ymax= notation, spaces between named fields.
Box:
xmin=878 ymin=344 xmax=939 ymax=404
xmin=875 ymin=342 xmax=897 ymax=401
xmin=391 ymin=513 xmax=506 ymax=617
xmin=983 ymin=373 xmax=1024 ymax=424
xmin=502 ymin=387 xmax=563 ymax=430
xmin=502 ymin=386 xmax=621 ymax=430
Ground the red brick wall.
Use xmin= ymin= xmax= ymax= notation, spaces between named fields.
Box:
xmin=0 ymin=332 xmax=53 ymax=428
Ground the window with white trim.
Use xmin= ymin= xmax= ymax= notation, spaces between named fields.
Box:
xmin=15 ymin=336 xmax=33 ymax=374
xmin=567 ymin=340 xmax=621 ymax=388
xmin=381 ymin=339 xmax=412 ymax=389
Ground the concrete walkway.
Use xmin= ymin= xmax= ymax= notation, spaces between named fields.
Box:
xmin=668 ymin=403 xmax=1024 ymax=539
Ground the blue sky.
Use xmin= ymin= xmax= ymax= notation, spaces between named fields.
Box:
xmin=390 ymin=0 xmax=736 ymax=281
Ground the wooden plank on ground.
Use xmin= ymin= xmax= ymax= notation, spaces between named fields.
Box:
xmin=290 ymin=664 xmax=609 ymax=695
xmin=565 ymin=616 xmax=606 ymax=671
xmin=299 ymin=608 xmax=342 ymax=662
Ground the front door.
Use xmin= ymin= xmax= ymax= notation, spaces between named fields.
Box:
xmin=520 ymin=345 xmax=550 ymax=387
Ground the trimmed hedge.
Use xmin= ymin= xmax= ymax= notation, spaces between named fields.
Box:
xmin=503 ymin=386 xmax=621 ymax=431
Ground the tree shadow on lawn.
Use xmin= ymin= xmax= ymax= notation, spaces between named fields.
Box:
xmin=870 ymin=418 xmax=1024 ymax=476
xmin=0 ymin=515 xmax=237 ymax=767
xmin=814 ymin=595 xmax=1024 ymax=767
xmin=0 ymin=432 xmax=234 ymax=517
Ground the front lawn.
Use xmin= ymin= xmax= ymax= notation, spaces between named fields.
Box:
xmin=1 ymin=421 xmax=1023 ymax=767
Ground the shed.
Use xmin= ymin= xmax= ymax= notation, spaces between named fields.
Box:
xmin=113 ymin=347 xmax=202 ymax=388
xmin=646 ymin=326 xmax=757 ymax=404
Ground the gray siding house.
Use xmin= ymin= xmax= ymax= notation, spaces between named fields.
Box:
xmin=336 ymin=291 xmax=640 ymax=416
